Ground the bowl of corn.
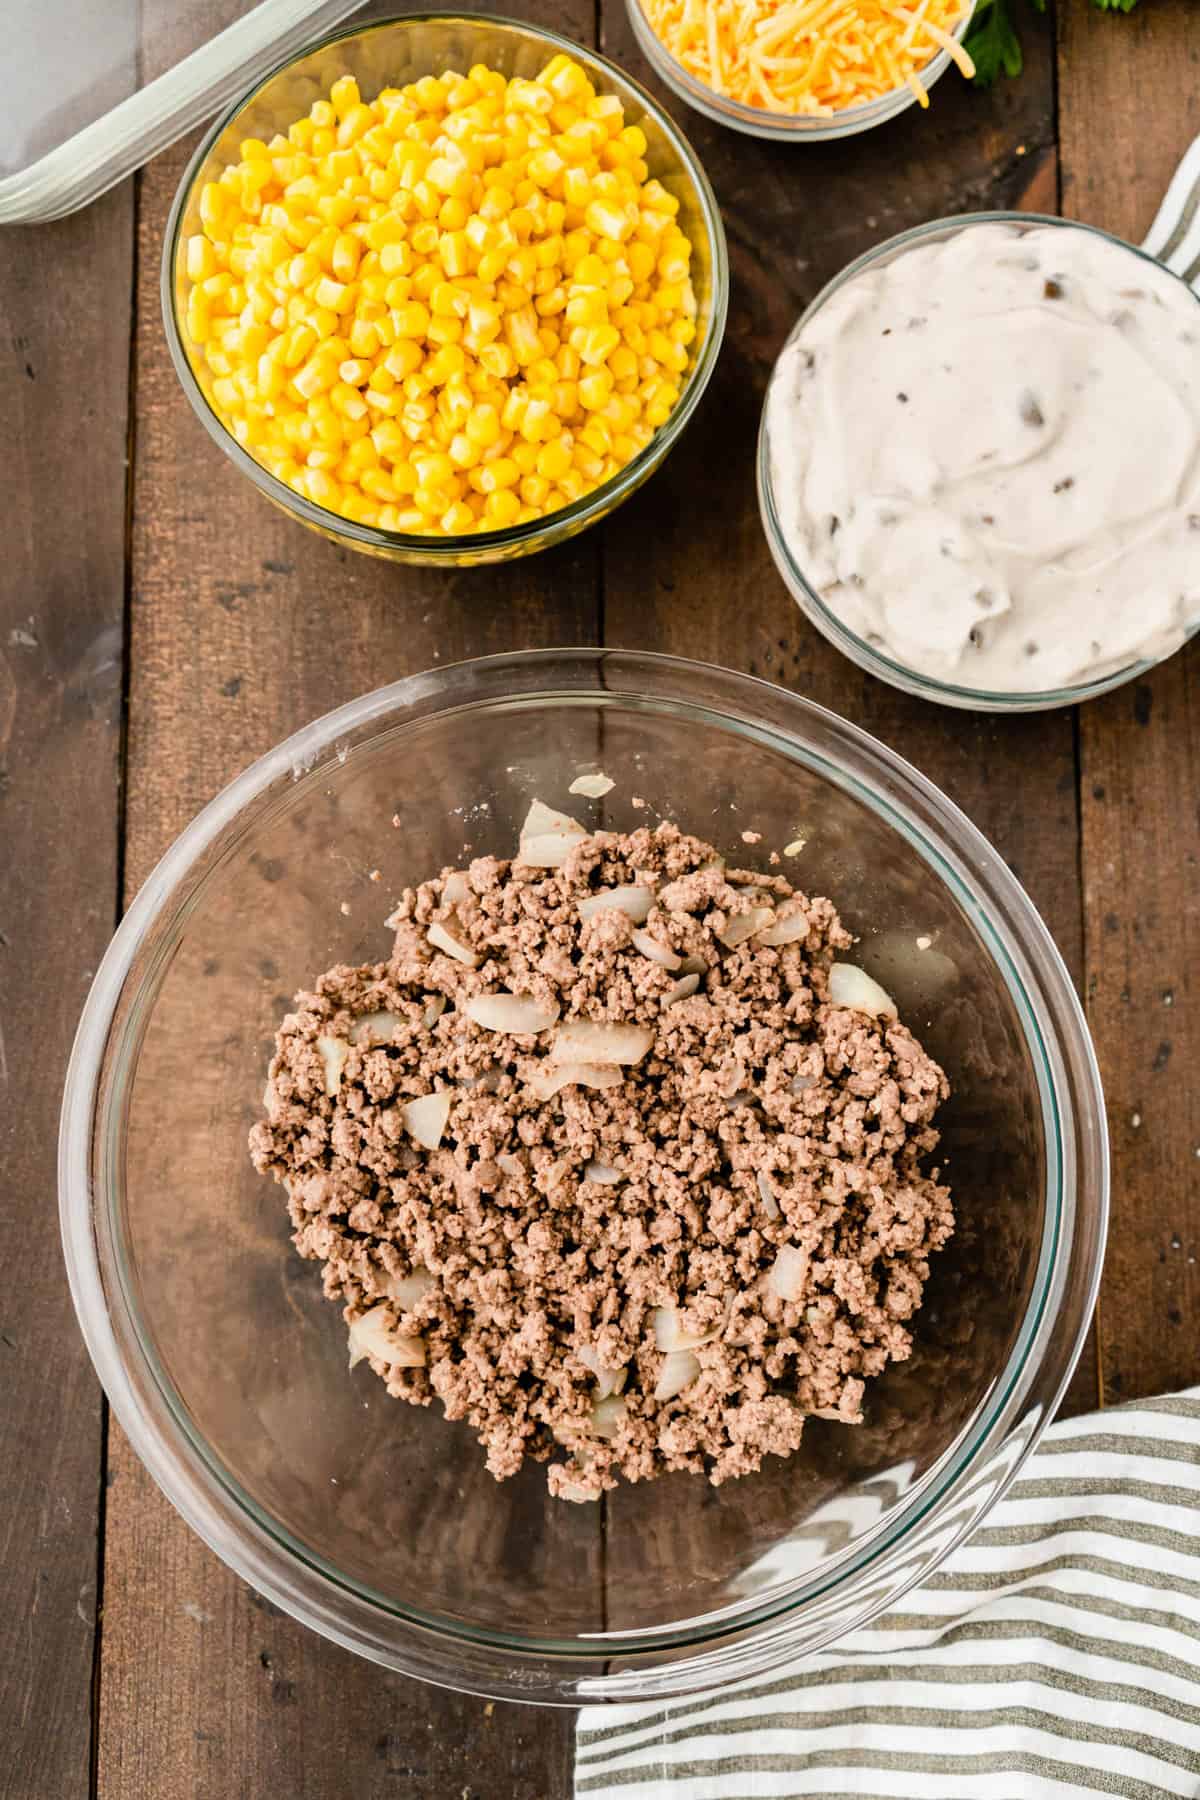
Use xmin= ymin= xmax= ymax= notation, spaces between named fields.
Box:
xmin=164 ymin=12 xmax=728 ymax=566
xmin=625 ymin=0 xmax=977 ymax=142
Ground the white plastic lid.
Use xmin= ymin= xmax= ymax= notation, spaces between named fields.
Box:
xmin=1 ymin=0 xmax=366 ymax=225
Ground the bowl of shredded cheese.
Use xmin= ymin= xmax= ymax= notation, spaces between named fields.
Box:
xmin=164 ymin=13 xmax=728 ymax=565
xmin=627 ymin=0 xmax=976 ymax=139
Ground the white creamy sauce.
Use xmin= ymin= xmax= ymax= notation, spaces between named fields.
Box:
xmin=767 ymin=222 xmax=1200 ymax=693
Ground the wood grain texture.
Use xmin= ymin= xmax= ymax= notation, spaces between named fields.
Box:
xmin=1058 ymin=0 xmax=1200 ymax=1404
xmin=598 ymin=4 xmax=1097 ymax=1415
xmin=97 ymin=2 xmax=597 ymax=1796
xmin=0 ymin=180 xmax=132 ymax=1793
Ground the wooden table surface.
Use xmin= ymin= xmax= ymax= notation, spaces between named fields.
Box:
xmin=3 ymin=1 xmax=1198 ymax=1793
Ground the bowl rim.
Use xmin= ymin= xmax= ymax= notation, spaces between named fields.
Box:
xmin=623 ymin=0 xmax=973 ymax=141
xmin=161 ymin=10 xmax=729 ymax=558
xmin=59 ymin=648 xmax=1109 ymax=1699
xmin=758 ymin=209 xmax=1200 ymax=711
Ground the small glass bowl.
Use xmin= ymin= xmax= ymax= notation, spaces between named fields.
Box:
xmin=59 ymin=649 xmax=1108 ymax=1703
xmin=624 ymin=0 xmax=971 ymax=142
xmin=163 ymin=14 xmax=728 ymax=567
xmin=759 ymin=211 xmax=1200 ymax=712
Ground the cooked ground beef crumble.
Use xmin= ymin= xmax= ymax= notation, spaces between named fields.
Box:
xmin=249 ymin=810 xmax=952 ymax=1501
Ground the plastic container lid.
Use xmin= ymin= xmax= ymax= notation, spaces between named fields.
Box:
xmin=1 ymin=0 xmax=366 ymax=225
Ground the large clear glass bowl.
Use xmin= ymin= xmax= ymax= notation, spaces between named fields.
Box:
xmin=163 ymin=14 xmax=728 ymax=568
xmin=624 ymin=0 xmax=972 ymax=142
xmin=758 ymin=212 xmax=1200 ymax=711
xmin=60 ymin=650 xmax=1108 ymax=1702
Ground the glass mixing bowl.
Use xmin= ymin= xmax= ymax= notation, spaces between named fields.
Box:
xmin=163 ymin=14 xmax=727 ymax=568
xmin=758 ymin=212 xmax=1200 ymax=711
xmin=624 ymin=0 xmax=972 ymax=142
xmin=60 ymin=650 xmax=1107 ymax=1702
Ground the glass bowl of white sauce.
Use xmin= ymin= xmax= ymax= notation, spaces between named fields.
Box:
xmin=758 ymin=213 xmax=1200 ymax=712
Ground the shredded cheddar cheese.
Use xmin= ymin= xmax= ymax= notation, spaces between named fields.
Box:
xmin=640 ymin=0 xmax=975 ymax=116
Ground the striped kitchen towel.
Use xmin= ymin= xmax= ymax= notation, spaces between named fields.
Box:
xmin=575 ymin=1391 xmax=1200 ymax=1799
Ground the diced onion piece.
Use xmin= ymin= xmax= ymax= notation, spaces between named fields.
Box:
xmin=464 ymin=993 xmax=559 ymax=1035
xmin=550 ymin=1021 xmax=654 ymax=1066
xmin=316 ymin=1034 xmax=349 ymax=1095
xmin=678 ymin=953 xmax=705 ymax=975
xmin=590 ymin=1395 xmax=627 ymax=1439
xmin=427 ymin=918 xmax=479 ymax=968
xmin=348 ymin=1304 xmax=426 ymax=1370
xmin=386 ymin=1267 xmax=436 ymax=1310
xmin=442 ymin=870 xmax=470 ymax=906
xmin=578 ymin=1344 xmax=627 ymax=1400
xmin=652 ymin=1306 xmax=719 ymax=1353
xmin=496 ymin=1152 xmax=523 ymax=1177
xmin=517 ymin=798 xmax=586 ymax=866
xmin=568 ymin=772 xmax=615 ymax=798
xmin=654 ymin=1348 xmax=701 ymax=1402
xmin=756 ymin=911 xmax=808 ymax=947
xmin=578 ymin=885 xmax=653 ymax=924
xmin=718 ymin=907 xmax=775 ymax=948
xmin=808 ymin=1405 xmax=855 ymax=1422
xmin=757 ymin=1170 xmax=781 ymax=1220
xmin=422 ymin=994 xmax=447 ymax=1030
xmin=525 ymin=1061 xmax=623 ymax=1101
xmin=401 ymin=1089 xmax=451 ymax=1149
xmin=582 ymin=1159 xmax=622 ymax=1186
xmin=790 ymin=1072 xmax=816 ymax=1094
xmin=559 ymin=1480 xmax=601 ymax=1504
xmin=350 ymin=1010 xmax=401 ymax=1047
xmin=630 ymin=928 xmax=681 ymax=970
xmin=767 ymin=1245 xmax=810 ymax=1303
xmin=664 ymin=974 xmax=700 ymax=1006
xmin=829 ymin=962 xmax=898 ymax=1021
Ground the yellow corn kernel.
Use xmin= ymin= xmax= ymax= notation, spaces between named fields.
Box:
xmin=448 ymin=431 xmax=481 ymax=469
xmin=303 ymin=467 xmax=343 ymax=509
xmin=441 ymin=500 xmax=477 ymax=533
xmin=329 ymin=75 xmax=360 ymax=119
xmin=585 ymin=199 xmax=633 ymax=243
xmin=345 ymin=317 xmax=380 ymax=359
xmin=315 ymin=275 xmax=356 ymax=313
xmin=575 ymin=323 xmax=620 ymax=367
xmin=536 ymin=439 xmax=572 ymax=481
xmin=427 ymin=315 xmax=463 ymax=348
xmin=186 ymin=234 xmax=217 ymax=281
xmin=578 ymin=368 xmax=614 ymax=412
xmin=392 ymin=300 xmax=431 ymax=339
xmin=505 ymin=305 xmax=542 ymax=365
xmin=465 ymin=402 xmax=501 ymax=447
xmin=331 ymin=233 xmax=362 ymax=280
xmin=483 ymin=487 xmax=522 ymax=526
xmin=330 ymin=382 xmax=369 ymax=421
xmin=519 ymin=473 xmax=550 ymax=507
xmin=476 ymin=456 xmax=520 ymax=492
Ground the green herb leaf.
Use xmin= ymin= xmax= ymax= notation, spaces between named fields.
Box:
xmin=964 ymin=0 xmax=1024 ymax=85
xmin=965 ymin=0 xmax=1138 ymax=89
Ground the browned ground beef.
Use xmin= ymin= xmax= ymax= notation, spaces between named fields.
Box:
xmin=249 ymin=816 xmax=952 ymax=1500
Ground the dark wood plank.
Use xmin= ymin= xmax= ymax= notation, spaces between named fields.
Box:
xmin=98 ymin=3 xmax=599 ymax=1796
xmin=0 ymin=184 xmax=133 ymax=1793
xmin=598 ymin=8 xmax=1097 ymax=1413
xmin=1058 ymin=0 xmax=1200 ymax=1404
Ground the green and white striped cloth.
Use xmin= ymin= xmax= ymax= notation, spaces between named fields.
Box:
xmin=575 ymin=1391 xmax=1200 ymax=1799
